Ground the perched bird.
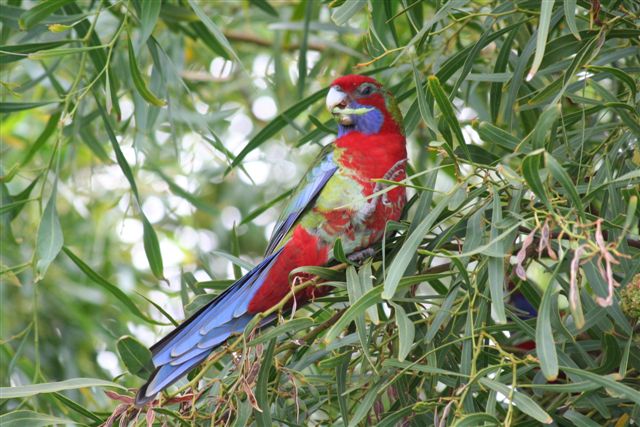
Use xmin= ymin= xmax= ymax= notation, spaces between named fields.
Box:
xmin=136 ymin=74 xmax=407 ymax=405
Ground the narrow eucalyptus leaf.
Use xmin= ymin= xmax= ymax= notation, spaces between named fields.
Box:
xmin=35 ymin=188 xmax=63 ymax=281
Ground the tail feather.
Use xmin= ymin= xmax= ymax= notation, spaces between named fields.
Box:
xmin=136 ymin=352 xmax=209 ymax=406
xmin=135 ymin=250 xmax=282 ymax=406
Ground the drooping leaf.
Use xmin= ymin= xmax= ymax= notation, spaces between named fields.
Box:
xmin=34 ymin=186 xmax=63 ymax=281
xmin=479 ymin=379 xmax=553 ymax=424
xmin=527 ymin=0 xmax=556 ymax=81
xmin=0 ymin=410 xmax=77 ymax=427
xmin=331 ymin=0 xmax=366 ymax=26
xmin=63 ymin=247 xmax=163 ymax=324
xmin=116 ymin=335 xmax=154 ymax=379
xmin=382 ymin=195 xmax=449 ymax=299
xmin=138 ymin=0 xmax=161 ymax=45
xmin=0 ymin=378 xmax=126 ymax=399
xmin=127 ymin=37 xmax=166 ymax=107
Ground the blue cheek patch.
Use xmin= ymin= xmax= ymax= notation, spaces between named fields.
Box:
xmin=338 ymin=103 xmax=384 ymax=137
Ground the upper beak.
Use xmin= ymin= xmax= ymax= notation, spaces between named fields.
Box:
xmin=326 ymin=86 xmax=354 ymax=126
xmin=326 ymin=86 xmax=347 ymax=112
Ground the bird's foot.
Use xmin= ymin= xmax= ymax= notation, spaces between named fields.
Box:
xmin=359 ymin=159 xmax=408 ymax=220
xmin=374 ymin=159 xmax=408 ymax=206
xmin=347 ymin=247 xmax=375 ymax=264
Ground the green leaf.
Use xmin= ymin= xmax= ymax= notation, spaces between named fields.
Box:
xmin=27 ymin=45 xmax=110 ymax=60
xmin=254 ymin=338 xmax=275 ymax=426
xmin=452 ymin=413 xmax=500 ymax=427
xmin=0 ymin=411 xmax=76 ymax=427
xmin=391 ymin=303 xmax=414 ymax=361
xmin=358 ymin=261 xmax=378 ymax=324
xmin=127 ymin=37 xmax=166 ymax=106
xmin=545 ymin=152 xmax=585 ymax=220
xmin=522 ymin=150 xmax=551 ymax=210
xmin=333 ymin=238 xmax=349 ymax=264
xmin=325 ymin=273 xmax=454 ymax=345
xmin=97 ymin=101 xmax=164 ymax=279
xmin=188 ymin=0 xmax=241 ymax=65
xmin=63 ymin=247 xmax=163 ymax=324
xmin=563 ymin=0 xmax=581 ymax=41
xmin=346 ymin=265 xmax=371 ymax=360
xmin=331 ymin=0 xmax=366 ymax=26
xmin=382 ymin=194 xmax=448 ymax=299
xmin=18 ymin=0 xmax=74 ymax=30
xmin=0 ymin=101 xmax=57 ymax=113
xmin=0 ymin=378 xmax=126 ymax=399
xmin=154 ymin=168 xmax=217 ymax=215
xmin=479 ymin=378 xmax=553 ymax=424
xmin=326 ymin=286 xmax=382 ymax=343
xmin=531 ymin=103 xmax=560 ymax=150
xmin=0 ymin=41 xmax=70 ymax=63
xmin=65 ymin=2 xmax=121 ymax=118
xmin=296 ymin=0 xmax=313 ymax=98
xmin=428 ymin=76 xmax=471 ymax=160
xmin=142 ymin=216 xmax=165 ymax=280
xmin=336 ymin=354 xmax=350 ymax=425
xmin=560 ymin=366 xmax=640 ymax=405
xmin=116 ymin=335 xmax=154 ymax=379
xmin=2 ymin=175 xmax=40 ymax=220
xmin=490 ymin=28 xmax=518 ymax=122
xmin=348 ymin=378 xmax=384 ymax=427
xmin=0 ymin=199 xmax=35 ymax=218
xmin=536 ymin=282 xmax=559 ymax=381
xmin=587 ymin=65 xmax=636 ymax=99
xmin=228 ymin=87 xmax=327 ymax=172
xmin=425 ymin=283 xmax=459 ymax=344
xmin=477 ymin=122 xmax=519 ymax=151
xmin=212 ymin=250 xmax=255 ymax=271
xmin=412 ymin=62 xmax=437 ymax=133
xmin=383 ymin=360 xmax=468 ymax=377
xmin=249 ymin=0 xmax=279 ymax=17
xmin=251 ymin=318 xmax=315 ymax=346
xmin=563 ymin=410 xmax=601 ymax=427
xmin=35 ymin=186 xmax=63 ymax=281
xmin=21 ymin=111 xmax=61 ymax=168
xmin=488 ymin=189 xmax=506 ymax=324
xmin=241 ymin=189 xmax=292 ymax=225
xmin=138 ymin=0 xmax=161 ymax=45
xmin=51 ymin=392 xmax=102 ymax=422
xmin=527 ymin=0 xmax=556 ymax=81
xmin=289 ymin=265 xmax=345 ymax=281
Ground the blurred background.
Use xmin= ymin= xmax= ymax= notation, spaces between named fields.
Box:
xmin=2 ymin=0 xmax=382 ymax=388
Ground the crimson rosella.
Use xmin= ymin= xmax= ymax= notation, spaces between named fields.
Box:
xmin=135 ymin=74 xmax=407 ymax=405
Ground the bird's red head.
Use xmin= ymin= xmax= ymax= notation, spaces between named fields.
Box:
xmin=327 ymin=75 xmax=403 ymax=137
xmin=330 ymin=75 xmax=381 ymax=92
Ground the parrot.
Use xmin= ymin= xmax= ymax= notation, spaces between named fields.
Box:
xmin=135 ymin=74 xmax=407 ymax=405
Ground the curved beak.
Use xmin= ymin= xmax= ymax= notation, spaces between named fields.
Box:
xmin=326 ymin=86 xmax=374 ymax=127
xmin=326 ymin=86 xmax=356 ymax=126
xmin=326 ymin=86 xmax=347 ymax=112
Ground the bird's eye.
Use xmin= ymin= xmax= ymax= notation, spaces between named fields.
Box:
xmin=359 ymin=84 xmax=373 ymax=96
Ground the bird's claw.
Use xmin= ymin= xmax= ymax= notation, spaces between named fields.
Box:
xmin=347 ymin=247 xmax=375 ymax=264
xmin=360 ymin=159 xmax=407 ymax=219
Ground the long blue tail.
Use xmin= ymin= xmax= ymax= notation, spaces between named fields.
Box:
xmin=135 ymin=250 xmax=282 ymax=405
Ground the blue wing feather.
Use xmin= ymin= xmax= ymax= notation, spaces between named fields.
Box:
xmin=136 ymin=145 xmax=338 ymax=406
xmin=264 ymin=144 xmax=337 ymax=256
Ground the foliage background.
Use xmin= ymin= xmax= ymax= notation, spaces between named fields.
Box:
xmin=1 ymin=0 xmax=640 ymax=425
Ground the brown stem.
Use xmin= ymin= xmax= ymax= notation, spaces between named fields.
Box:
xmin=518 ymin=226 xmax=640 ymax=250
xmin=224 ymin=31 xmax=327 ymax=52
